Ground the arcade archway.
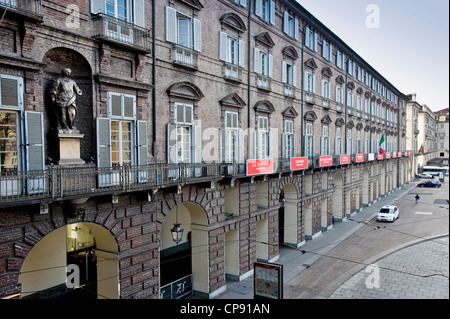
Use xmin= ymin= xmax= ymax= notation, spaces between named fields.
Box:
xmin=19 ymin=223 xmax=118 ymax=299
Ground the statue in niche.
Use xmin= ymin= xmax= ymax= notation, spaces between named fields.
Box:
xmin=49 ymin=68 xmax=82 ymax=131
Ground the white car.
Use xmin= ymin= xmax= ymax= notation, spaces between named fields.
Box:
xmin=418 ymin=173 xmax=433 ymax=179
xmin=377 ymin=205 xmax=399 ymax=222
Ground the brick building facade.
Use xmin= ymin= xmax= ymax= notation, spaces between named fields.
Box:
xmin=0 ymin=0 xmax=412 ymax=299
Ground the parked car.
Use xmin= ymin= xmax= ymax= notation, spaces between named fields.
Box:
xmin=418 ymin=173 xmax=433 ymax=179
xmin=377 ymin=205 xmax=399 ymax=222
xmin=418 ymin=181 xmax=442 ymax=188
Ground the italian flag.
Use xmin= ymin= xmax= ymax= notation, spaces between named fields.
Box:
xmin=419 ymin=144 xmax=424 ymax=153
xmin=379 ymin=133 xmax=385 ymax=155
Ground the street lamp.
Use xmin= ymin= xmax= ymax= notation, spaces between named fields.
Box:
xmin=170 ymin=206 xmax=184 ymax=244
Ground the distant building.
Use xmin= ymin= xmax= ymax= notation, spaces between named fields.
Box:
xmin=435 ymin=108 xmax=449 ymax=161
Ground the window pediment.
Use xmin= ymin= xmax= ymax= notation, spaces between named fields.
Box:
xmin=356 ymin=123 xmax=363 ymax=130
xmin=304 ymin=58 xmax=318 ymax=70
xmin=179 ymin=0 xmax=203 ymax=10
xmin=347 ymin=120 xmax=354 ymax=129
xmin=347 ymin=81 xmax=355 ymax=90
xmin=254 ymin=100 xmax=275 ymax=114
xmin=219 ymin=92 xmax=246 ymax=108
xmin=282 ymin=106 xmax=298 ymax=118
xmin=321 ymin=67 xmax=333 ymax=78
xmin=321 ymin=114 xmax=332 ymax=125
xmin=167 ymin=82 xmax=204 ymax=101
xmin=282 ymin=46 xmax=298 ymax=60
xmin=304 ymin=110 xmax=317 ymax=122
xmin=335 ymin=118 xmax=344 ymax=127
xmin=220 ymin=12 xmax=247 ymax=33
xmin=254 ymin=32 xmax=275 ymax=48
xmin=336 ymin=75 xmax=345 ymax=84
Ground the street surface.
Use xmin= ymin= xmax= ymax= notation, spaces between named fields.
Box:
xmin=217 ymin=177 xmax=449 ymax=299
xmin=283 ymin=178 xmax=449 ymax=299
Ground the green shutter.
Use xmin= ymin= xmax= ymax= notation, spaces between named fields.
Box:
xmin=25 ymin=111 xmax=45 ymax=194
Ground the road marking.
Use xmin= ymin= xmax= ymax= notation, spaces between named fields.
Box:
xmin=415 ymin=212 xmax=433 ymax=215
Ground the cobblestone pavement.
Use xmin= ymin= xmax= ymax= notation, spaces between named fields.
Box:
xmin=329 ymin=236 xmax=449 ymax=299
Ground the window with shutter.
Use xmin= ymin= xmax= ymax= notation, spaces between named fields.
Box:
xmin=24 ymin=111 xmax=45 ymax=194
xmin=165 ymin=6 xmax=201 ymax=52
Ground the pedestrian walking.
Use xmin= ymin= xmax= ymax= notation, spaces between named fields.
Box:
xmin=415 ymin=194 xmax=420 ymax=204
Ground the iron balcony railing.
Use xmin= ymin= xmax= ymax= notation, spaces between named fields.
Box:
xmin=92 ymin=13 xmax=151 ymax=53
xmin=0 ymin=162 xmax=220 ymax=205
xmin=0 ymin=0 xmax=42 ymax=18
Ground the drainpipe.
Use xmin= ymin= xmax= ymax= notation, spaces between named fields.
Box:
xmin=300 ymin=24 xmax=304 ymax=157
xmin=152 ymin=0 xmax=157 ymax=161
xmin=247 ymin=0 xmax=252 ymax=159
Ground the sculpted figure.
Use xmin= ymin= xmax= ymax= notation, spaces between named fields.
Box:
xmin=50 ymin=68 xmax=82 ymax=130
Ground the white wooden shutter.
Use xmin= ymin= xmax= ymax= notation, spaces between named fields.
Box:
xmin=96 ymin=117 xmax=112 ymax=187
xmin=167 ymin=124 xmax=178 ymax=164
xmin=281 ymin=133 xmax=287 ymax=158
xmin=165 ymin=6 xmax=177 ymax=43
xmin=268 ymin=54 xmax=273 ymax=78
xmin=133 ymin=0 xmax=145 ymax=28
xmin=136 ymin=120 xmax=148 ymax=182
xmin=294 ymin=18 xmax=299 ymax=40
xmin=312 ymin=74 xmax=316 ymax=93
xmin=219 ymin=31 xmax=227 ymax=62
xmin=292 ymin=66 xmax=297 ymax=87
xmin=238 ymin=39 xmax=245 ymax=68
xmin=268 ymin=131 xmax=273 ymax=158
xmin=220 ymin=129 xmax=227 ymax=162
xmin=281 ymin=61 xmax=287 ymax=83
xmin=255 ymin=0 xmax=262 ymax=18
xmin=193 ymin=18 xmax=202 ymax=52
xmin=254 ymin=48 xmax=261 ymax=73
xmin=304 ymin=26 xmax=310 ymax=47
xmin=240 ymin=0 xmax=247 ymax=8
xmin=194 ymin=125 xmax=202 ymax=163
xmin=238 ymin=129 xmax=244 ymax=163
xmin=269 ymin=0 xmax=275 ymax=25
xmin=283 ymin=11 xmax=289 ymax=34
xmin=91 ymin=0 xmax=105 ymax=14
xmin=25 ymin=111 xmax=45 ymax=194
xmin=314 ymin=32 xmax=318 ymax=52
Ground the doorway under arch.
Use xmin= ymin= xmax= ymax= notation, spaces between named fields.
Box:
xmin=18 ymin=222 xmax=119 ymax=299
xmin=362 ymin=168 xmax=369 ymax=205
xmin=332 ymin=173 xmax=343 ymax=220
xmin=279 ymin=183 xmax=298 ymax=246
xmin=160 ymin=202 xmax=209 ymax=298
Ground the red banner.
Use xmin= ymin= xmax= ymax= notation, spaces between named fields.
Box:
xmin=320 ymin=155 xmax=333 ymax=167
xmin=246 ymin=159 xmax=273 ymax=176
xmin=378 ymin=153 xmax=384 ymax=160
xmin=398 ymin=152 xmax=402 ymax=157
xmin=340 ymin=154 xmax=350 ymax=164
xmin=386 ymin=152 xmax=391 ymax=159
xmin=290 ymin=157 xmax=308 ymax=170
xmin=355 ymin=154 xmax=364 ymax=163
xmin=393 ymin=152 xmax=397 ymax=158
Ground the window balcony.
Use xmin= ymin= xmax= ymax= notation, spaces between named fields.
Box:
xmin=92 ymin=14 xmax=151 ymax=53
xmin=0 ymin=0 xmax=42 ymax=21
xmin=305 ymin=92 xmax=315 ymax=105
xmin=322 ymin=98 xmax=330 ymax=109
xmin=284 ymin=84 xmax=295 ymax=98
xmin=257 ymin=74 xmax=271 ymax=91
xmin=172 ymin=44 xmax=198 ymax=69
xmin=223 ymin=63 xmax=242 ymax=82
xmin=336 ymin=103 xmax=343 ymax=112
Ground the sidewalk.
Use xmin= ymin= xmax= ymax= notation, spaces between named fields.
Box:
xmin=215 ymin=181 xmax=421 ymax=299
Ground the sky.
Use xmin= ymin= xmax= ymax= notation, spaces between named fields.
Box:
xmin=297 ymin=0 xmax=449 ymax=112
